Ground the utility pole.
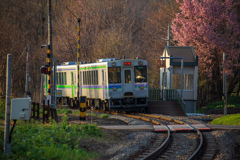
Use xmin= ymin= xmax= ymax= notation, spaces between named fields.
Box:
xmin=161 ymin=26 xmax=171 ymax=100
xmin=4 ymin=54 xmax=12 ymax=154
xmin=25 ymin=44 xmax=30 ymax=97
xmin=223 ymin=53 xmax=227 ymax=116
xmin=66 ymin=6 xmax=81 ymax=103
xmin=167 ymin=25 xmax=170 ymax=46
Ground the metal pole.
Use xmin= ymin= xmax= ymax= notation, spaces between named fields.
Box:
xmin=4 ymin=54 xmax=12 ymax=154
xmin=25 ymin=44 xmax=30 ymax=97
xmin=66 ymin=6 xmax=81 ymax=103
xmin=50 ymin=58 xmax=57 ymax=109
xmin=167 ymin=25 xmax=170 ymax=46
xmin=77 ymin=18 xmax=80 ymax=102
xmin=223 ymin=53 xmax=227 ymax=115
xmin=181 ymin=58 xmax=184 ymax=98
xmin=169 ymin=66 xmax=172 ymax=100
xmin=40 ymin=73 xmax=43 ymax=106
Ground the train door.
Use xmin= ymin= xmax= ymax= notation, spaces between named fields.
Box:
xmin=123 ymin=68 xmax=134 ymax=95
xmin=71 ymin=72 xmax=75 ymax=98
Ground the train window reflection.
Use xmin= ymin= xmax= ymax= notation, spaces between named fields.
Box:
xmin=135 ymin=66 xmax=147 ymax=82
xmin=108 ymin=67 xmax=121 ymax=84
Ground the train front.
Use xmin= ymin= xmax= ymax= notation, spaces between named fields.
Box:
xmin=107 ymin=59 xmax=148 ymax=112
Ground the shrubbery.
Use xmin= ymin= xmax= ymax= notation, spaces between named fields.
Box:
xmin=197 ymin=95 xmax=240 ymax=113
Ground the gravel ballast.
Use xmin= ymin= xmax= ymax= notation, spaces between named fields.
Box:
xmin=105 ymin=114 xmax=240 ymax=160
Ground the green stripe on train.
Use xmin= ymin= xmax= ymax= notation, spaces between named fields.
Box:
xmin=79 ymin=66 xmax=106 ymax=70
xmin=56 ymin=85 xmax=72 ymax=88
xmin=82 ymin=88 xmax=103 ymax=89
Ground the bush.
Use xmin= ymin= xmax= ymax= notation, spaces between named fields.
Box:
xmin=207 ymin=95 xmax=240 ymax=109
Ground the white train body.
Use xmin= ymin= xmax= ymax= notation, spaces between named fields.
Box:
xmin=45 ymin=58 xmax=148 ymax=111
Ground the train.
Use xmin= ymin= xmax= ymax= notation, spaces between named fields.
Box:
xmin=44 ymin=58 xmax=149 ymax=112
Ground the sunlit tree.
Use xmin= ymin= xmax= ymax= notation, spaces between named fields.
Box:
xmin=172 ymin=0 xmax=240 ymax=99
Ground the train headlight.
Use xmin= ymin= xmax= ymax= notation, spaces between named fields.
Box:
xmin=112 ymin=87 xmax=117 ymax=91
xmin=139 ymin=86 xmax=144 ymax=90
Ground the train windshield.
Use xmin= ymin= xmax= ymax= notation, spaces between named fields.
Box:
xmin=108 ymin=67 xmax=121 ymax=84
xmin=135 ymin=66 xmax=147 ymax=82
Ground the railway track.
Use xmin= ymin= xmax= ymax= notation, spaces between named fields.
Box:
xmin=91 ymin=110 xmax=216 ymax=159
xmin=128 ymin=114 xmax=203 ymax=160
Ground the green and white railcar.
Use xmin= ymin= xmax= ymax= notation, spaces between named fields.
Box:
xmin=45 ymin=58 xmax=149 ymax=111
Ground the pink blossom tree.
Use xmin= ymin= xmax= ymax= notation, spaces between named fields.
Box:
xmin=172 ymin=0 xmax=240 ymax=100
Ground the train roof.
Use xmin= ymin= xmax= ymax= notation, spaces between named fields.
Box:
xmin=58 ymin=58 xmax=147 ymax=69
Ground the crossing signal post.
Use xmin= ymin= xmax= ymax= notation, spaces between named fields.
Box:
xmin=66 ymin=6 xmax=81 ymax=106
xmin=79 ymin=96 xmax=86 ymax=120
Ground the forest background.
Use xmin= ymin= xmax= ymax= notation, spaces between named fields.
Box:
xmin=0 ymin=0 xmax=239 ymax=109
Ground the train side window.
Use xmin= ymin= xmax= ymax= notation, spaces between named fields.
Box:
xmin=95 ymin=71 xmax=97 ymax=85
xmin=61 ymin=72 xmax=63 ymax=85
xmin=86 ymin=71 xmax=88 ymax=85
xmin=83 ymin=71 xmax=86 ymax=85
xmin=56 ymin=73 xmax=59 ymax=85
xmin=64 ymin=72 xmax=67 ymax=85
xmin=62 ymin=72 xmax=64 ymax=85
xmin=108 ymin=67 xmax=121 ymax=84
xmin=96 ymin=71 xmax=98 ymax=85
xmin=87 ymin=71 xmax=91 ymax=85
xmin=82 ymin=71 xmax=85 ymax=85
xmin=91 ymin=71 xmax=93 ymax=85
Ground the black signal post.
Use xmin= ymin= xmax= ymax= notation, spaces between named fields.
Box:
xmin=66 ymin=6 xmax=81 ymax=104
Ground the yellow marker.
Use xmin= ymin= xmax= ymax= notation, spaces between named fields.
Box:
xmin=79 ymin=96 xmax=87 ymax=120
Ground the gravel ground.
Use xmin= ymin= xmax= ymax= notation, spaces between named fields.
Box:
xmin=212 ymin=130 xmax=240 ymax=160
xmin=106 ymin=114 xmax=240 ymax=160
xmin=64 ymin=113 xmax=240 ymax=160
xmin=107 ymin=114 xmax=158 ymax=160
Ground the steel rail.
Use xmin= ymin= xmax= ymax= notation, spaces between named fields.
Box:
xmin=136 ymin=113 xmax=204 ymax=160
xmin=140 ymin=125 xmax=171 ymax=160
xmin=187 ymin=126 xmax=203 ymax=160
xmin=92 ymin=111 xmax=203 ymax=160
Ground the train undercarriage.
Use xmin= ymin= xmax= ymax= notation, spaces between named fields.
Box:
xmin=57 ymin=97 xmax=149 ymax=113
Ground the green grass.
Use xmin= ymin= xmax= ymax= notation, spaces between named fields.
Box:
xmin=0 ymin=115 xmax=103 ymax=159
xmin=57 ymin=108 xmax=73 ymax=115
xmin=210 ymin=113 xmax=240 ymax=126
xmin=99 ymin=114 xmax=109 ymax=119
xmin=0 ymin=99 xmax=5 ymax=120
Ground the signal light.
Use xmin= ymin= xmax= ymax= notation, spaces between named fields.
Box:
xmin=124 ymin=62 xmax=131 ymax=66
xmin=40 ymin=66 xmax=48 ymax=74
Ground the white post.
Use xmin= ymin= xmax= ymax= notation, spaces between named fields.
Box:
xmin=4 ymin=54 xmax=12 ymax=154
xmin=25 ymin=44 xmax=30 ymax=97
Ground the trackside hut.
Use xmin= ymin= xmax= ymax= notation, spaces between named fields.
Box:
xmin=160 ymin=46 xmax=198 ymax=113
